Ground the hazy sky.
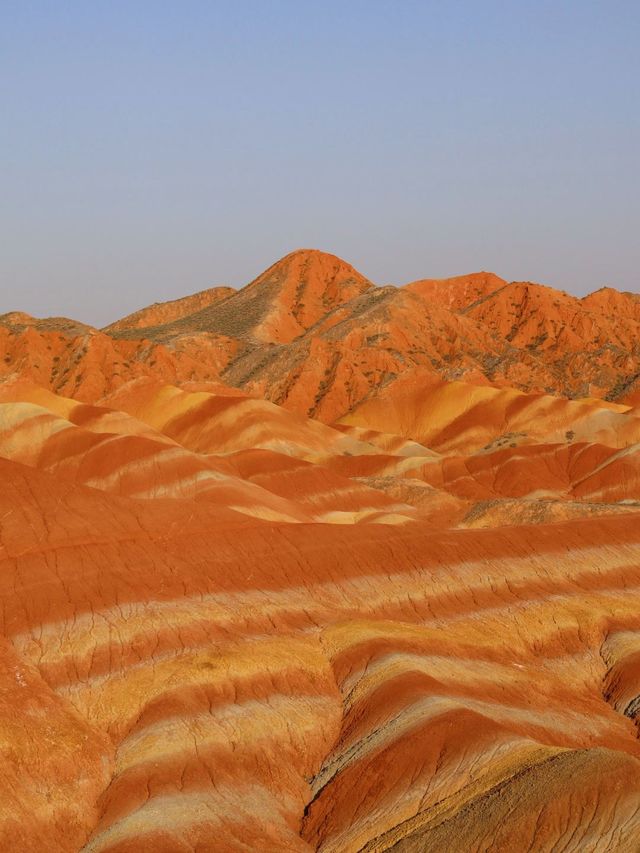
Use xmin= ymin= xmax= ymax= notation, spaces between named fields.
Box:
xmin=1 ymin=1 xmax=639 ymax=325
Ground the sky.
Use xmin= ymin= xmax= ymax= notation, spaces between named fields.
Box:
xmin=1 ymin=1 xmax=639 ymax=326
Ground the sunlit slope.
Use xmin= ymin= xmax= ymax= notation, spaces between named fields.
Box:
xmin=340 ymin=375 xmax=639 ymax=452
xmin=0 ymin=383 xmax=424 ymax=525
xmin=2 ymin=460 xmax=640 ymax=850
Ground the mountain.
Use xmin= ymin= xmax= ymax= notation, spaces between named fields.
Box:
xmin=107 ymin=249 xmax=374 ymax=345
xmin=1 ymin=250 xmax=640 ymax=851
xmin=103 ymin=284 xmax=235 ymax=335
xmin=3 ymin=249 xmax=639 ymax=420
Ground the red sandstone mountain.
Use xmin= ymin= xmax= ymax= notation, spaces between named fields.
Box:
xmin=3 ymin=249 xmax=639 ymax=418
xmin=1 ymin=250 xmax=640 ymax=850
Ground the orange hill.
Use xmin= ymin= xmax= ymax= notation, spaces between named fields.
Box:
xmin=0 ymin=251 xmax=639 ymax=850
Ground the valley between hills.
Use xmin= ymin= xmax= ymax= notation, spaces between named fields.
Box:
xmin=1 ymin=249 xmax=640 ymax=851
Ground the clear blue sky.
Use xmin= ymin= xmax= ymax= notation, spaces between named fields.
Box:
xmin=1 ymin=1 xmax=638 ymax=325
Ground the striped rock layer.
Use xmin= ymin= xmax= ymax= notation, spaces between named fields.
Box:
xmin=0 ymin=253 xmax=639 ymax=851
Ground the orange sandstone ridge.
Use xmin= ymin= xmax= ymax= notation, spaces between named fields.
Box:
xmin=0 ymin=250 xmax=640 ymax=850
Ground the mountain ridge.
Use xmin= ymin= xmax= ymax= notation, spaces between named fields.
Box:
xmin=1 ymin=249 xmax=639 ymax=422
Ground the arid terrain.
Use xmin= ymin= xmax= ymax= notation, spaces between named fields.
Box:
xmin=1 ymin=249 xmax=640 ymax=851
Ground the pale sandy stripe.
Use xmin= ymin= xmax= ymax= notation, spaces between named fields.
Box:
xmin=12 ymin=542 xmax=640 ymax=674
xmin=80 ymin=785 xmax=305 ymax=853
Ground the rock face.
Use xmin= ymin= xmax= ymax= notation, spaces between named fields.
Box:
xmin=1 ymin=250 xmax=640 ymax=851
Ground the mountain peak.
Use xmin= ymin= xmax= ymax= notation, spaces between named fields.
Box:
xmin=251 ymin=248 xmax=372 ymax=289
xmin=239 ymin=248 xmax=374 ymax=342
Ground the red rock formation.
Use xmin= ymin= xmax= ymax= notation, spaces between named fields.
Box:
xmin=0 ymin=251 xmax=640 ymax=851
